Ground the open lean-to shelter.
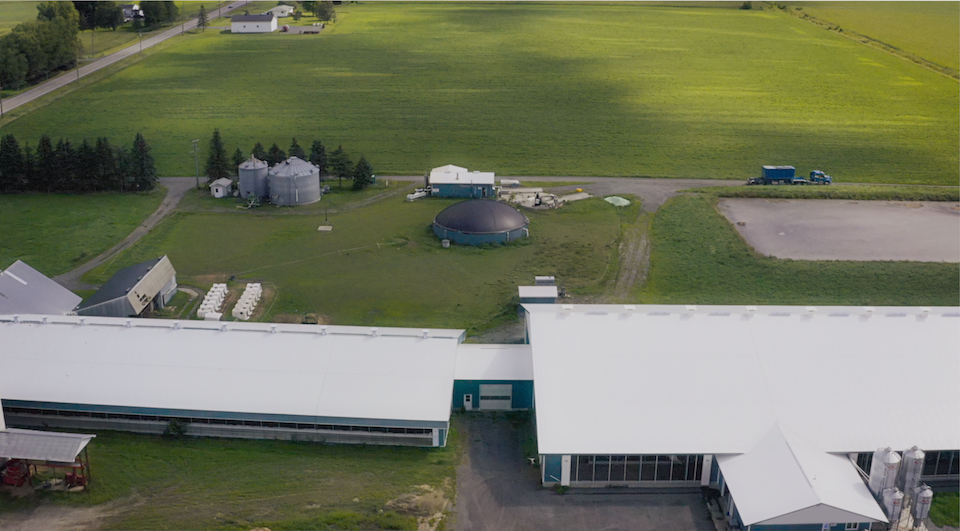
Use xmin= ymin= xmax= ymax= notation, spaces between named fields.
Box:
xmin=76 ymin=256 xmax=177 ymax=318
xmin=433 ymin=200 xmax=529 ymax=245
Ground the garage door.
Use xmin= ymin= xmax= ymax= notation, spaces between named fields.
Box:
xmin=479 ymin=384 xmax=512 ymax=410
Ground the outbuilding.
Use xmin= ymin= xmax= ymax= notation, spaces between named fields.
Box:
xmin=452 ymin=344 xmax=534 ymax=411
xmin=428 ymin=164 xmax=495 ymax=199
xmin=0 ymin=261 xmax=81 ymax=315
xmin=433 ymin=200 xmax=529 ymax=246
xmin=76 ymin=256 xmax=177 ymax=317
xmin=209 ymin=177 xmax=233 ymax=198
xmin=231 ymin=13 xmax=278 ymax=33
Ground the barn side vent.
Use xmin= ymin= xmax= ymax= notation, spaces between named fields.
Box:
xmin=745 ymin=306 xmax=757 ymax=314
xmin=685 ymin=305 xmax=697 ymax=313
xmin=919 ymin=307 xmax=931 ymax=317
xmin=125 ymin=320 xmax=132 ymax=328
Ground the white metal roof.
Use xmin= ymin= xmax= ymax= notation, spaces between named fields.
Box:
xmin=525 ymin=304 xmax=960 ymax=456
xmin=716 ymin=425 xmax=886 ymax=525
xmin=0 ymin=428 xmax=95 ymax=463
xmin=429 ymin=165 xmax=495 ymax=186
xmin=518 ymin=286 xmax=558 ymax=299
xmin=455 ymin=344 xmax=533 ymax=380
xmin=0 ymin=261 xmax=81 ymax=315
xmin=210 ymin=178 xmax=233 ymax=187
xmin=0 ymin=315 xmax=465 ymax=425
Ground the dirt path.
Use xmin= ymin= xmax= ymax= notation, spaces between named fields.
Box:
xmin=0 ymin=497 xmax=139 ymax=531
xmin=611 ymin=213 xmax=651 ymax=302
xmin=54 ymin=178 xmax=197 ymax=290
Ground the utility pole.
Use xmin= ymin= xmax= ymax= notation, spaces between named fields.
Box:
xmin=181 ymin=1 xmax=185 ymax=34
xmin=139 ymin=33 xmax=143 ymax=54
xmin=192 ymin=139 xmax=201 ymax=189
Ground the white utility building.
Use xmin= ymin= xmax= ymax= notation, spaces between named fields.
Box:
xmin=231 ymin=13 xmax=277 ymax=33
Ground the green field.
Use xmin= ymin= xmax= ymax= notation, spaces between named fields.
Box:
xmin=641 ymin=192 xmax=959 ymax=306
xmin=0 ymin=1 xmax=39 ymax=35
xmin=930 ymin=491 xmax=960 ymax=528
xmin=83 ymin=185 xmax=625 ymax=331
xmin=0 ymin=191 xmax=166 ymax=276
xmin=1 ymin=3 xmax=956 ymax=184
xmin=788 ymin=1 xmax=960 ymax=71
xmin=1 ymin=426 xmax=461 ymax=530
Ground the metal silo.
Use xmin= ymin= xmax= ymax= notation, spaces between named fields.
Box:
xmin=868 ymin=447 xmax=901 ymax=499
xmin=268 ymin=157 xmax=321 ymax=206
xmin=911 ymin=485 xmax=933 ymax=521
xmin=899 ymin=446 xmax=925 ymax=495
xmin=882 ymin=487 xmax=904 ymax=526
xmin=238 ymin=156 xmax=269 ymax=199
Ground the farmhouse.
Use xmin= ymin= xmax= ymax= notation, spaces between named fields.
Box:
xmin=265 ymin=5 xmax=295 ymax=18
xmin=0 ymin=261 xmax=81 ymax=315
xmin=231 ymin=13 xmax=278 ymax=34
xmin=76 ymin=256 xmax=177 ymax=317
xmin=209 ymin=177 xmax=233 ymax=198
xmin=432 ymin=199 xmax=529 ymax=246
xmin=119 ymin=4 xmax=142 ymax=21
xmin=428 ymin=164 xmax=496 ymax=199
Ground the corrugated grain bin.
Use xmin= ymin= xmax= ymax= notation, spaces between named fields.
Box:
xmin=269 ymin=157 xmax=321 ymax=206
xmin=238 ymin=156 xmax=269 ymax=199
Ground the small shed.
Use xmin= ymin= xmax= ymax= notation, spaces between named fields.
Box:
xmin=76 ymin=256 xmax=177 ymax=318
xmin=428 ymin=164 xmax=496 ymax=199
xmin=231 ymin=13 xmax=278 ymax=33
xmin=518 ymin=286 xmax=558 ymax=304
xmin=209 ymin=178 xmax=233 ymax=198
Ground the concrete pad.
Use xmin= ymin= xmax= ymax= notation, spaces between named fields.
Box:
xmin=718 ymin=199 xmax=960 ymax=262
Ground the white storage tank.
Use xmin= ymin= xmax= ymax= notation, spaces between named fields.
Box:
xmin=899 ymin=446 xmax=925 ymax=495
xmin=912 ymin=485 xmax=933 ymax=521
xmin=238 ymin=156 xmax=269 ymax=199
xmin=882 ymin=488 xmax=904 ymax=525
xmin=269 ymin=157 xmax=321 ymax=206
xmin=868 ymin=447 xmax=901 ymax=498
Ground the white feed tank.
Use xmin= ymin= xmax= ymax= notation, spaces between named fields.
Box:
xmin=868 ymin=447 xmax=901 ymax=498
xmin=899 ymin=446 xmax=925 ymax=495
xmin=911 ymin=484 xmax=933 ymax=521
xmin=238 ymin=156 xmax=269 ymax=199
xmin=882 ymin=488 xmax=904 ymax=524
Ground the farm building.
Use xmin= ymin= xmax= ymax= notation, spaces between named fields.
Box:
xmin=265 ymin=5 xmax=294 ymax=18
xmin=76 ymin=256 xmax=177 ymax=318
xmin=269 ymin=156 xmax=322 ymax=206
xmin=518 ymin=285 xmax=558 ymax=304
xmin=433 ymin=200 xmax=529 ymax=246
xmin=428 ymin=164 xmax=496 ymax=198
xmin=209 ymin=178 xmax=233 ymax=198
xmin=525 ymin=304 xmax=959 ymax=530
xmin=0 ymin=261 xmax=81 ymax=315
xmin=231 ymin=13 xmax=278 ymax=33
xmin=238 ymin=156 xmax=269 ymax=199
xmin=0 ymin=316 xmax=464 ymax=447
xmin=452 ymin=344 xmax=534 ymax=411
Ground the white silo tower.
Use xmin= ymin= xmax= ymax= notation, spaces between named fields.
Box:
xmin=882 ymin=488 xmax=904 ymax=526
xmin=868 ymin=447 xmax=901 ymax=499
xmin=911 ymin=485 xmax=933 ymax=523
xmin=899 ymin=446 xmax=925 ymax=497
xmin=238 ymin=156 xmax=269 ymax=199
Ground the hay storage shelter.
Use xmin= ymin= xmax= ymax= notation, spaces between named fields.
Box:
xmin=76 ymin=256 xmax=177 ymax=317
xmin=269 ymin=157 xmax=321 ymax=206
xmin=433 ymin=200 xmax=529 ymax=246
xmin=238 ymin=156 xmax=269 ymax=199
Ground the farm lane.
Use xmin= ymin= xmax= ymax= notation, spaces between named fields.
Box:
xmin=1 ymin=3 xmax=243 ymax=115
xmin=55 ymin=178 xmax=196 ymax=291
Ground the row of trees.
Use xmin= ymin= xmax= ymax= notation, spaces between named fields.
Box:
xmin=204 ymin=130 xmax=373 ymax=191
xmin=0 ymin=2 xmax=81 ymax=90
xmin=302 ymin=1 xmax=337 ymax=22
xmin=72 ymin=1 xmax=124 ymax=31
xmin=0 ymin=133 xmax=158 ymax=193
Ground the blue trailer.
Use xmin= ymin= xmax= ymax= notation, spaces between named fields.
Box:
xmin=747 ymin=166 xmax=832 ymax=185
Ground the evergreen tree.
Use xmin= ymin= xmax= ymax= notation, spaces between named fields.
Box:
xmin=315 ymin=1 xmax=335 ymax=22
xmin=231 ymin=148 xmax=245 ymax=174
xmin=197 ymin=5 xmax=208 ymax=32
xmin=22 ymin=143 xmax=35 ymax=191
xmin=289 ymin=137 xmax=306 ymax=160
xmin=267 ymin=143 xmax=286 ymax=166
xmin=94 ymin=137 xmax=120 ymax=191
xmin=76 ymin=138 xmax=97 ymax=191
xmin=328 ymin=144 xmax=351 ymax=189
xmin=251 ymin=141 xmax=266 ymax=161
xmin=116 ymin=145 xmax=131 ymax=192
xmin=129 ymin=132 xmax=157 ymax=191
xmin=35 ymin=135 xmax=55 ymax=192
xmin=53 ymin=138 xmax=76 ymax=191
xmin=205 ymin=128 xmax=230 ymax=182
xmin=309 ymin=139 xmax=326 ymax=179
xmin=0 ymin=134 xmax=25 ymax=192
xmin=352 ymin=155 xmax=373 ymax=191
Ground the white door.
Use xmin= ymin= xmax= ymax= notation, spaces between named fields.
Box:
xmin=479 ymin=384 xmax=512 ymax=410
xmin=463 ymin=394 xmax=473 ymax=411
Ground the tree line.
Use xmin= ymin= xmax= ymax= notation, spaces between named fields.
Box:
xmin=0 ymin=133 xmax=158 ymax=193
xmin=0 ymin=2 xmax=81 ymax=90
xmin=205 ymin=130 xmax=374 ymax=191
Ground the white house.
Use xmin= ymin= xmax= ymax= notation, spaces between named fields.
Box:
xmin=210 ymin=178 xmax=233 ymax=198
xmin=231 ymin=13 xmax=278 ymax=34
xmin=266 ymin=5 xmax=295 ymax=18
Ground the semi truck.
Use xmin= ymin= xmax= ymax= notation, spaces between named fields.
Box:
xmin=747 ymin=166 xmax=832 ymax=185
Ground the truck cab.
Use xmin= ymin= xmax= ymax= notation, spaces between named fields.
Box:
xmin=808 ymin=170 xmax=832 ymax=184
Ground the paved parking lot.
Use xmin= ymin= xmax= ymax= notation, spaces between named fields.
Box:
xmin=455 ymin=415 xmax=715 ymax=531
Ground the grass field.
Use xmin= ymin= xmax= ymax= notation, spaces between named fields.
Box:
xmin=1 ymin=424 xmax=461 ymax=530
xmin=83 ymin=186 xmax=624 ymax=332
xmin=930 ymin=491 xmax=960 ymax=528
xmin=0 ymin=191 xmax=166 ymax=276
xmin=0 ymin=1 xmax=39 ymax=35
xmin=787 ymin=2 xmax=960 ymax=72
xmin=1 ymin=3 xmax=956 ymax=184
xmin=640 ymin=193 xmax=960 ymax=306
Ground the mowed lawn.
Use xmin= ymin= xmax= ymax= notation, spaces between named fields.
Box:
xmin=789 ymin=1 xmax=960 ymax=71
xmin=1 ymin=3 xmax=957 ymax=184
xmin=83 ymin=189 xmax=623 ymax=331
xmin=0 ymin=191 xmax=165 ymax=276
xmin=0 ymin=1 xmax=39 ymax=35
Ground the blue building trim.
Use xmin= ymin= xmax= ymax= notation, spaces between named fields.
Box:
xmin=3 ymin=399 xmax=448 ymax=430
xmin=433 ymin=225 xmax=528 ymax=246
xmin=752 ymin=525 xmax=871 ymax=531
xmin=543 ymin=454 xmax=563 ymax=484
xmin=451 ymin=380 xmax=534 ymax=410
xmin=432 ymin=183 xmax=494 ymax=199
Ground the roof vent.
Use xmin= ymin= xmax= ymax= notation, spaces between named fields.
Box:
xmin=320 ymin=326 xmax=327 ymax=336
xmin=920 ymin=307 xmax=931 ymax=317
xmin=173 ymin=322 xmax=181 ymax=330
xmin=42 ymin=317 xmax=48 ymax=324
xmin=624 ymin=305 xmax=635 ymax=312
xmin=79 ymin=318 xmax=85 ymax=326
xmin=270 ymin=325 xmax=277 ymax=334
xmin=221 ymin=324 xmax=228 ymax=332
xmin=371 ymin=328 xmax=378 ymax=337
xmin=806 ymin=306 xmax=817 ymax=315
xmin=125 ymin=320 xmax=133 ymax=328
xmin=863 ymin=307 xmax=875 ymax=316
xmin=422 ymin=329 xmax=429 ymax=339
xmin=685 ymin=305 xmax=697 ymax=313
xmin=746 ymin=305 xmax=757 ymax=313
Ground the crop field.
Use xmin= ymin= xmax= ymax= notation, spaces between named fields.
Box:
xmin=0 ymin=1 xmax=39 ymax=35
xmin=83 ymin=187 xmax=625 ymax=331
xmin=0 ymin=426 xmax=461 ymax=530
xmin=787 ymin=1 xmax=960 ymax=72
xmin=641 ymin=193 xmax=960 ymax=307
xmin=0 ymin=191 xmax=165 ymax=276
xmin=1 ymin=3 xmax=956 ymax=184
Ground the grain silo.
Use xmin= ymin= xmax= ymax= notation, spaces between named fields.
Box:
xmin=238 ymin=156 xmax=269 ymax=199
xmin=268 ymin=156 xmax=321 ymax=206
xmin=433 ymin=199 xmax=529 ymax=246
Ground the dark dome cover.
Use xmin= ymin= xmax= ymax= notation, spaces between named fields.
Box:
xmin=434 ymin=200 xmax=529 ymax=234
